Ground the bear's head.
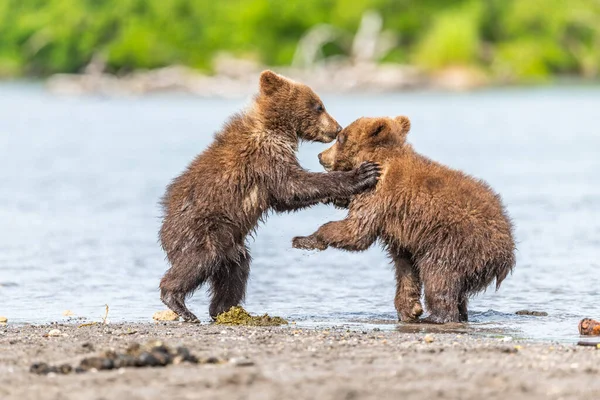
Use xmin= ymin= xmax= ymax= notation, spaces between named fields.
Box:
xmin=318 ymin=116 xmax=411 ymax=171
xmin=256 ymin=70 xmax=341 ymax=143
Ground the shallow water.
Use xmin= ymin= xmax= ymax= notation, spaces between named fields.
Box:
xmin=0 ymin=84 xmax=598 ymax=342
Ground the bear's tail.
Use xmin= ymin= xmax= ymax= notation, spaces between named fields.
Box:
xmin=494 ymin=254 xmax=516 ymax=291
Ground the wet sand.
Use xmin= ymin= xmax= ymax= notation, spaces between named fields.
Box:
xmin=1 ymin=323 xmax=599 ymax=400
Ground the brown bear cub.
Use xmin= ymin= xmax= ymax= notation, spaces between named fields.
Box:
xmin=159 ymin=71 xmax=381 ymax=322
xmin=293 ymin=116 xmax=515 ymax=324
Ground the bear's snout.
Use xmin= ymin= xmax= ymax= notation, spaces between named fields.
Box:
xmin=318 ymin=149 xmax=334 ymax=171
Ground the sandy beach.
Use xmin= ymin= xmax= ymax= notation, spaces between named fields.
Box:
xmin=1 ymin=322 xmax=599 ymax=400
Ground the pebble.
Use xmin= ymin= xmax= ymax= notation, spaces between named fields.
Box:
xmin=48 ymin=329 xmax=62 ymax=337
xmin=424 ymin=334 xmax=434 ymax=343
xmin=62 ymin=310 xmax=75 ymax=317
xmin=0 ymin=316 xmax=7 ymax=323
xmin=153 ymin=310 xmax=180 ymax=321
xmin=230 ymin=357 xmax=255 ymax=367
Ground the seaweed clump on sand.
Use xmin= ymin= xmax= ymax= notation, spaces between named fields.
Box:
xmin=215 ymin=306 xmax=288 ymax=326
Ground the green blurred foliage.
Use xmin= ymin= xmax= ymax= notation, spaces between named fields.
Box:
xmin=0 ymin=0 xmax=599 ymax=80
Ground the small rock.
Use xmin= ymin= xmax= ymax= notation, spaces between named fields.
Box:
xmin=153 ymin=310 xmax=180 ymax=322
xmin=0 ymin=316 xmax=7 ymax=323
xmin=58 ymin=364 xmax=73 ymax=374
xmin=175 ymin=346 xmax=198 ymax=363
xmin=500 ymin=347 xmax=519 ymax=354
xmin=576 ymin=341 xmax=600 ymax=347
xmin=114 ymin=354 xmax=137 ymax=368
xmin=231 ymin=357 xmax=255 ymax=367
xmin=82 ymin=342 xmax=95 ymax=351
xmin=79 ymin=357 xmax=114 ymax=371
xmin=150 ymin=350 xmax=172 ymax=366
xmin=579 ymin=318 xmax=600 ymax=336
xmin=30 ymin=362 xmax=51 ymax=375
xmin=48 ymin=329 xmax=62 ymax=337
xmin=423 ymin=334 xmax=434 ymax=343
xmin=137 ymin=352 xmax=160 ymax=367
xmin=516 ymin=310 xmax=548 ymax=317
xmin=62 ymin=310 xmax=75 ymax=317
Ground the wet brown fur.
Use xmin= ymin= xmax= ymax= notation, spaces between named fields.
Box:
xmin=159 ymin=71 xmax=381 ymax=322
xmin=293 ymin=116 xmax=515 ymax=324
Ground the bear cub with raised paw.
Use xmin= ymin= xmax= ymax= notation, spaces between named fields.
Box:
xmin=293 ymin=116 xmax=515 ymax=324
xmin=159 ymin=71 xmax=381 ymax=322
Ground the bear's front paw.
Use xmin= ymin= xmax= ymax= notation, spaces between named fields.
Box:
xmin=353 ymin=161 xmax=381 ymax=191
xmin=292 ymin=236 xmax=327 ymax=251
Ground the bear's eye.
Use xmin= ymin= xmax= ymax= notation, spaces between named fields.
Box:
xmin=314 ymin=104 xmax=324 ymax=113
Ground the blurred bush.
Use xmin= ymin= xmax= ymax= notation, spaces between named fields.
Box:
xmin=0 ymin=0 xmax=599 ymax=81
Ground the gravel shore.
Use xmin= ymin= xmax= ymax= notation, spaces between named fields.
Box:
xmin=1 ymin=323 xmax=599 ymax=400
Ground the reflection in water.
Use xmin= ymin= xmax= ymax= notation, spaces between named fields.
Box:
xmin=0 ymin=85 xmax=599 ymax=342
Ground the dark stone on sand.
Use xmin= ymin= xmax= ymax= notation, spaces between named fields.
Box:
xmin=577 ymin=341 xmax=600 ymax=347
xmin=30 ymin=362 xmax=73 ymax=375
xmin=149 ymin=350 xmax=172 ymax=366
xmin=79 ymin=356 xmax=115 ymax=371
xmin=30 ymin=362 xmax=51 ymax=375
xmin=500 ymin=347 xmax=519 ymax=354
xmin=30 ymin=341 xmax=207 ymax=375
xmin=136 ymin=352 xmax=159 ymax=367
xmin=81 ymin=342 xmax=94 ymax=351
xmin=114 ymin=354 xmax=137 ymax=368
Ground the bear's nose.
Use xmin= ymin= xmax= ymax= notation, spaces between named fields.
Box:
xmin=336 ymin=124 xmax=342 ymax=133
xmin=318 ymin=153 xmax=323 ymax=162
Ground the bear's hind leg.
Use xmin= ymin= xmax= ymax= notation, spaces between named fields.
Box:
xmin=393 ymin=253 xmax=423 ymax=322
xmin=160 ymin=290 xmax=198 ymax=322
xmin=160 ymin=253 xmax=213 ymax=322
xmin=160 ymin=265 xmax=206 ymax=322
xmin=458 ymin=294 xmax=469 ymax=322
xmin=208 ymin=247 xmax=251 ymax=320
xmin=421 ymin=267 xmax=461 ymax=324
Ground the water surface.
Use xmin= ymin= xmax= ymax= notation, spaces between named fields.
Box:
xmin=1 ymin=84 xmax=598 ymax=342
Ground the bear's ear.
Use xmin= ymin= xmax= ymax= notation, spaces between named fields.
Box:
xmin=394 ymin=116 xmax=411 ymax=135
xmin=369 ymin=120 xmax=389 ymax=138
xmin=259 ymin=70 xmax=289 ymax=96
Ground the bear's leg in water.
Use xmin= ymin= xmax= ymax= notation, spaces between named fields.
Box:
xmin=208 ymin=247 xmax=251 ymax=320
xmin=392 ymin=253 xmax=423 ymax=322
xmin=458 ymin=293 xmax=469 ymax=322
xmin=421 ymin=265 xmax=461 ymax=323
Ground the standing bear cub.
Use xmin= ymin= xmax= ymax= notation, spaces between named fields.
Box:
xmin=293 ymin=116 xmax=515 ymax=323
xmin=159 ymin=71 xmax=381 ymax=322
